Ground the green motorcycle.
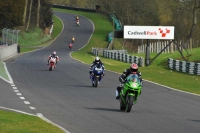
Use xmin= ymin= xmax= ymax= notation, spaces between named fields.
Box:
xmin=119 ymin=74 xmax=142 ymax=112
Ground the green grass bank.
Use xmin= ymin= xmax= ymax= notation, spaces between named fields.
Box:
xmin=19 ymin=15 xmax=62 ymax=53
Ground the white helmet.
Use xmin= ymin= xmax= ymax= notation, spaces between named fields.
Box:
xmin=95 ymin=56 xmax=100 ymax=63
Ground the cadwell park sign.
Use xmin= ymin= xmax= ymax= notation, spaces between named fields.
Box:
xmin=123 ymin=26 xmax=175 ymax=66
xmin=124 ymin=26 xmax=174 ymax=40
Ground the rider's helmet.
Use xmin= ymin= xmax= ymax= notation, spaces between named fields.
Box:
xmin=95 ymin=56 xmax=100 ymax=64
xmin=52 ymin=51 xmax=57 ymax=58
xmin=130 ymin=63 xmax=138 ymax=74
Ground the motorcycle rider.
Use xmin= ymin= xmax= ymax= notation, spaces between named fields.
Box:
xmin=69 ymin=41 xmax=73 ymax=48
xmin=116 ymin=63 xmax=143 ymax=100
xmin=76 ymin=19 xmax=80 ymax=25
xmin=75 ymin=15 xmax=79 ymax=20
xmin=71 ymin=36 xmax=75 ymax=43
xmin=89 ymin=56 xmax=105 ymax=77
xmin=47 ymin=51 xmax=59 ymax=66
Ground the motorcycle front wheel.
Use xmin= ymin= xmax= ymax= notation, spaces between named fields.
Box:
xmin=120 ymin=97 xmax=126 ymax=111
xmin=49 ymin=66 xmax=52 ymax=71
xmin=126 ymin=95 xmax=134 ymax=112
xmin=94 ymin=76 xmax=99 ymax=87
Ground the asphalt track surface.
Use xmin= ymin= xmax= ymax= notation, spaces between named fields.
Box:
xmin=2 ymin=11 xmax=200 ymax=133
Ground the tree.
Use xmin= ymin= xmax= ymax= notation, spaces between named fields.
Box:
xmin=26 ymin=0 xmax=33 ymax=31
xmin=36 ymin=0 xmax=40 ymax=27
xmin=23 ymin=0 xmax=28 ymax=25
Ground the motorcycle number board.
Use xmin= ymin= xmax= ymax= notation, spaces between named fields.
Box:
xmin=124 ymin=26 xmax=174 ymax=40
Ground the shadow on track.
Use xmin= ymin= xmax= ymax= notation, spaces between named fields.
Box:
xmin=84 ymin=107 xmax=121 ymax=112
xmin=190 ymin=119 xmax=200 ymax=123
xmin=37 ymin=70 xmax=50 ymax=71
xmin=66 ymin=84 xmax=93 ymax=88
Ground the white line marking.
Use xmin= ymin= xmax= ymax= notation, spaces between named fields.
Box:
xmin=2 ymin=62 xmax=13 ymax=84
xmin=11 ymin=84 xmax=15 ymax=86
xmin=24 ymin=101 xmax=30 ymax=104
xmin=37 ymin=113 xmax=70 ymax=133
xmin=16 ymin=93 xmax=22 ymax=96
xmin=1 ymin=53 xmax=18 ymax=62
xmin=20 ymin=97 xmax=25 ymax=100
xmin=144 ymin=79 xmax=200 ymax=96
xmin=0 ymin=106 xmax=36 ymax=116
xmin=13 ymin=87 xmax=17 ymax=89
xmin=29 ymin=106 xmax=36 ymax=110
xmin=14 ymin=90 xmax=19 ymax=92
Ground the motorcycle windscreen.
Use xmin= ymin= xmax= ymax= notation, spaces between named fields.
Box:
xmin=127 ymin=74 xmax=140 ymax=83
xmin=94 ymin=64 xmax=103 ymax=75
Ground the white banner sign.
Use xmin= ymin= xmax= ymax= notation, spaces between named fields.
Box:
xmin=124 ymin=26 xmax=174 ymax=39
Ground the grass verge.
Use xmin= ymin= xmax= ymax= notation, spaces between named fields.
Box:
xmin=19 ymin=15 xmax=62 ymax=53
xmin=0 ymin=110 xmax=64 ymax=133
xmin=53 ymin=8 xmax=200 ymax=95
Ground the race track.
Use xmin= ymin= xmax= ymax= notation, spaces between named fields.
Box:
xmin=2 ymin=11 xmax=200 ymax=133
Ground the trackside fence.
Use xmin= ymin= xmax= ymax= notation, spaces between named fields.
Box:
xmin=138 ymin=39 xmax=200 ymax=54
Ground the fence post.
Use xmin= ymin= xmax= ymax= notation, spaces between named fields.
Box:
xmin=16 ymin=30 xmax=20 ymax=44
xmin=6 ymin=29 xmax=10 ymax=45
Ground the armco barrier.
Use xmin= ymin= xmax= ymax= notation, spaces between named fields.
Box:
xmin=168 ymin=58 xmax=200 ymax=75
xmin=91 ymin=47 xmax=109 ymax=56
xmin=103 ymin=50 xmax=144 ymax=66
xmin=0 ymin=43 xmax=18 ymax=60
xmin=91 ymin=48 xmax=144 ymax=67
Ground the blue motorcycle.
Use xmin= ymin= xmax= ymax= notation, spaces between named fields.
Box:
xmin=90 ymin=64 xmax=104 ymax=87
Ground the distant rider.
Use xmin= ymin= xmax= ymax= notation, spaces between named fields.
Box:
xmin=75 ymin=15 xmax=79 ymax=20
xmin=47 ymin=51 xmax=59 ymax=66
xmin=71 ymin=36 xmax=75 ymax=43
xmin=76 ymin=19 xmax=80 ymax=25
xmin=69 ymin=42 xmax=73 ymax=48
xmin=89 ymin=56 xmax=105 ymax=76
xmin=116 ymin=63 xmax=143 ymax=100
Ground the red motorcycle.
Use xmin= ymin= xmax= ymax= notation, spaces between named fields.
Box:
xmin=48 ymin=57 xmax=56 ymax=71
xmin=69 ymin=43 xmax=73 ymax=50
